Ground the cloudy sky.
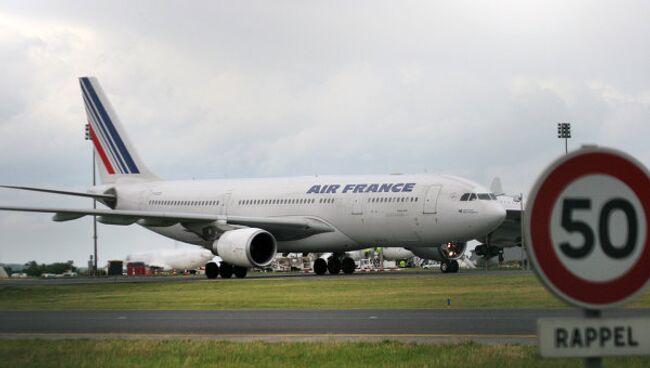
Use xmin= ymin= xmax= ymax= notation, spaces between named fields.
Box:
xmin=1 ymin=1 xmax=649 ymax=267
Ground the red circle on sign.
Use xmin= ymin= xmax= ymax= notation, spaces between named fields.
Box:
xmin=528 ymin=149 xmax=650 ymax=308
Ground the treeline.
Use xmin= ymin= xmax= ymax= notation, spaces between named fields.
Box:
xmin=22 ymin=261 xmax=77 ymax=276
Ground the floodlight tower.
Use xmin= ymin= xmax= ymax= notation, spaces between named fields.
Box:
xmin=84 ymin=124 xmax=98 ymax=276
xmin=557 ymin=123 xmax=571 ymax=155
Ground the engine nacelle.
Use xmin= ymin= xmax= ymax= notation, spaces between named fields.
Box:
xmin=474 ymin=244 xmax=503 ymax=258
xmin=213 ymin=228 xmax=277 ymax=268
xmin=409 ymin=242 xmax=467 ymax=262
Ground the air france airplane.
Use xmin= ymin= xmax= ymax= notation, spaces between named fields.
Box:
xmin=0 ymin=77 xmax=506 ymax=278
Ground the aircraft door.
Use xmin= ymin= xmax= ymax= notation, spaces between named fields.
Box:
xmin=351 ymin=195 xmax=364 ymax=215
xmin=422 ymin=185 xmax=442 ymax=214
xmin=219 ymin=192 xmax=232 ymax=216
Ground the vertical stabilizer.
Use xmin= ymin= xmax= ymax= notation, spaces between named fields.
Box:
xmin=79 ymin=77 xmax=159 ymax=184
xmin=490 ymin=177 xmax=504 ymax=196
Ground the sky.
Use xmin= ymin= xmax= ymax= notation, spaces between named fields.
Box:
xmin=1 ymin=1 xmax=649 ymax=267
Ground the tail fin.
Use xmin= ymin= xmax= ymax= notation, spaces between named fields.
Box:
xmin=79 ymin=77 xmax=159 ymax=184
xmin=489 ymin=177 xmax=504 ymax=196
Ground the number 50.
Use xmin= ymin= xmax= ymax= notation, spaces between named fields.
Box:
xmin=560 ymin=198 xmax=638 ymax=259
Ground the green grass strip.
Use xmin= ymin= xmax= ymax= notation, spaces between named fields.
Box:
xmin=1 ymin=339 xmax=649 ymax=368
xmin=1 ymin=274 xmax=649 ymax=310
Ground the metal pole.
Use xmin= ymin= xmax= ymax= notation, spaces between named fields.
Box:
xmin=565 ymin=137 xmax=568 ymax=155
xmin=92 ymin=149 xmax=98 ymax=276
xmin=584 ymin=309 xmax=602 ymax=368
xmin=85 ymin=124 xmax=98 ymax=277
xmin=520 ymin=192 xmax=526 ymax=270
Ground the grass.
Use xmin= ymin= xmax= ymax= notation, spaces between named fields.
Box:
xmin=1 ymin=339 xmax=649 ymax=368
xmin=1 ymin=273 xmax=649 ymax=310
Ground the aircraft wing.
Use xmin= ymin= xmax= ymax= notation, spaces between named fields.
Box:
xmin=0 ymin=206 xmax=334 ymax=241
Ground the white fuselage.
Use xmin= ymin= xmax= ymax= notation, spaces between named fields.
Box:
xmin=103 ymin=174 xmax=506 ymax=253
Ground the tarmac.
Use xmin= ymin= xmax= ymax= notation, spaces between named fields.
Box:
xmin=2 ymin=309 xmax=649 ymax=344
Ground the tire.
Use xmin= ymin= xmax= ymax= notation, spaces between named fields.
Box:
xmin=220 ymin=263 xmax=234 ymax=279
xmin=313 ymin=258 xmax=327 ymax=275
xmin=327 ymin=257 xmax=341 ymax=275
xmin=440 ymin=261 xmax=449 ymax=273
xmin=205 ymin=262 xmax=219 ymax=279
xmin=341 ymin=257 xmax=356 ymax=274
xmin=450 ymin=260 xmax=459 ymax=273
xmin=233 ymin=266 xmax=248 ymax=279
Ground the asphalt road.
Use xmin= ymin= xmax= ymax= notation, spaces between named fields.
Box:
xmin=2 ymin=309 xmax=649 ymax=344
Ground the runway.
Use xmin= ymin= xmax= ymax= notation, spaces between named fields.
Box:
xmin=2 ymin=309 xmax=649 ymax=344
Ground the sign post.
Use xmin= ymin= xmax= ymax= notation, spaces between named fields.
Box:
xmin=525 ymin=146 xmax=650 ymax=366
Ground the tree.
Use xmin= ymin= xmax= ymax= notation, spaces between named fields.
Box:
xmin=23 ymin=261 xmax=43 ymax=277
xmin=23 ymin=261 xmax=77 ymax=276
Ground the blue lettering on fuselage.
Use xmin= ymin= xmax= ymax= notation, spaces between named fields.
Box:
xmin=306 ymin=183 xmax=416 ymax=194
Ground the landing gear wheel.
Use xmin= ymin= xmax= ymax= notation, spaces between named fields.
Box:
xmin=233 ymin=266 xmax=248 ymax=279
xmin=205 ymin=262 xmax=219 ymax=279
xmin=220 ymin=263 xmax=234 ymax=279
xmin=313 ymin=258 xmax=327 ymax=275
xmin=327 ymin=257 xmax=341 ymax=275
xmin=449 ymin=260 xmax=459 ymax=273
xmin=440 ymin=261 xmax=450 ymax=273
xmin=341 ymin=257 xmax=356 ymax=274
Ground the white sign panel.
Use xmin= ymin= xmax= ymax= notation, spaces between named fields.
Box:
xmin=539 ymin=317 xmax=650 ymax=358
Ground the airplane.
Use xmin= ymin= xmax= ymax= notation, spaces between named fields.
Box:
xmin=126 ymin=245 xmax=215 ymax=271
xmin=473 ymin=178 xmax=524 ymax=260
xmin=0 ymin=77 xmax=507 ymax=279
xmin=378 ymin=178 xmax=524 ymax=271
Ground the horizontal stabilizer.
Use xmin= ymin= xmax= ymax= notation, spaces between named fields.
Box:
xmin=0 ymin=185 xmax=115 ymax=201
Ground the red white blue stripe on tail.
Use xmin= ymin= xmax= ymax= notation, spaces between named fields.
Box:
xmin=80 ymin=77 xmax=140 ymax=175
xmin=79 ymin=77 xmax=157 ymax=184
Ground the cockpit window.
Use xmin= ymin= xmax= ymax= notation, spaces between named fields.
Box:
xmin=462 ymin=192 xmax=497 ymax=201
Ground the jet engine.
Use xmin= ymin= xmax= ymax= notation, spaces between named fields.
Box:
xmin=474 ymin=244 xmax=503 ymax=258
xmin=213 ymin=228 xmax=277 ymax=268
xmin=409 ymin=242 xmax=467 ymax=262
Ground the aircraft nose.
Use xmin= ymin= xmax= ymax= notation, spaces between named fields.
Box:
xmin=484 ymin=201 xmax=507 ymax=232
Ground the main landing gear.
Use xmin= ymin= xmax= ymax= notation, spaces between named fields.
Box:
xmin=313 ymin=255 xmax=356 ymax=275
xmin=440 ymin=260 xmax=459 ymax=273
xmin=204 ymin=262 xmax=248 ymax=279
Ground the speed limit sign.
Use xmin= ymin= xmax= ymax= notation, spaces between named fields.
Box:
xmin=526 ymin=146 xmax=650 ymax=309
